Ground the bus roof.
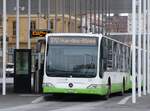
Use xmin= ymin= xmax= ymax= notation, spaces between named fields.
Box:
xmin=46 ymin=33 xmax=130 ymax=47
xmin=103 ymin=35 xmax=130 ymax=47
xmin=46 ymin=33 xmax=102 ymax=38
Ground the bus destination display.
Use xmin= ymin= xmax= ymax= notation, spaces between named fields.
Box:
xmin=49 ymin=36 xmax=97 ymax=45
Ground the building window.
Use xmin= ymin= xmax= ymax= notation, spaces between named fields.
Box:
xmin=13 ymin=21 xmax=16 ymax=36
xmin=50 ymin=20 xmax=53 ymax=30
xmin=0 ymin=15 xmax=2 ymax=26
xmin=31 ymin=21 xmax=36 ymax=30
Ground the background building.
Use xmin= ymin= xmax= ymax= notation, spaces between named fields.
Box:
xmin=0 ymin=14 xmax=80 ymax=49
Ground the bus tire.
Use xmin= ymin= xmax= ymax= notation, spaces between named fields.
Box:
xmin=120 ymin=78 xmax=125 ymax=96
xmin=103 ymin=79 xmax=111 ymax=100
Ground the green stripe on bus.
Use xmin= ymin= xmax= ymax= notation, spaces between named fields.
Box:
xmin=43 ymin=83 xmax=129 ymax=95
xmin=43 ymin=86 xmax=108 ymax=95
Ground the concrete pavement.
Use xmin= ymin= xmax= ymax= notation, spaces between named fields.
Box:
xmin=0 ymin=93 xmax=149 ymax=111
xmin=0 ymin=83 xmax=149 ymax=111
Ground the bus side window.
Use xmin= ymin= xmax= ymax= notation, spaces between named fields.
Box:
xmin=107 ymin=40 xmax=113 ymax=70
xmin=112 ymin=42 xmax=117 ymax=71
xmin=99 ymin=38 xmax=107 ymax=78
xmin=130 ymin=49 xmax=132 ymax=75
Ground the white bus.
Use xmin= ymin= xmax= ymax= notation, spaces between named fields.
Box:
xmin=43 ymin=33 xmax=131 ymax=99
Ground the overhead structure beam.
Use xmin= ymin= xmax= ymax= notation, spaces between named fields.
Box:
xmin=38 ymin=0 xmax=41 ymax=29
xmin=132 ymin=0 xmax=137 ymax=103
xmin=80 ymin=0 xmax=82 ymax=32
xmin=138 ymin=0 xmax=142 ymax=97
xmin=98 ymin=0 xmax=100 ymax=34
xmin=143 ymin=0 xmax=147 ymax=96
xmin=28 ymin=0 xmax=31 ymax=49
xmin=62 ymin=0 xmax=64 ymax=32
xmin=54 ymin=0 xmax=57 ymax=32
xmin=84 ymin=0 xmax=87 ymax=33
xmin=68 ymin=0 xmax=71 ymax=32
xmin=2 ymin=0 xmax=7 ymax=95
xmin=147 ymin=0 xmax=150 ymax=94
xmin=16 ymin=0 xmax=19 ymax=49
xmin=89 ymin=0 xmax=92 ymax=32
xmin=48 ymin=0 xmax=50 ymax=30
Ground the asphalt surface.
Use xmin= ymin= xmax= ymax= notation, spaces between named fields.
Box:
xmin=0 ymin=78 xmax=149 ymax=111
xmin=0 ymin=93 xmax=147 ymax=111
xmin=0 ymin=93 xmax=130 ymax=111
xmin=0 ymin=84 xmax=149 ymax=111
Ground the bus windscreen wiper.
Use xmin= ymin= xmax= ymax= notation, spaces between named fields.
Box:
xmin=47 ymin=69 xmax=71 ymax=77
xmin=48 ymin=69 xmax=69 ymax=72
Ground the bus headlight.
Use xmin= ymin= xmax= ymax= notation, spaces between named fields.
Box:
xmin=42 ymin=83 xmax=55 ymax=87
xmin=87 ymin=84 xmax=101 ymax=89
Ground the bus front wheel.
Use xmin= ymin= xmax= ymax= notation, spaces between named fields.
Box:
xmin=103 ymin=80 xmax=111 ymax=100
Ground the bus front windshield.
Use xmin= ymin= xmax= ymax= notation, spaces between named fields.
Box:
xmin=46 ymin=37 xmax=98 ymax=78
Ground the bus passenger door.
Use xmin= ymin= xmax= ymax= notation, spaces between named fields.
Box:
xmin=34 ymin=39 xmax=45 ymax=93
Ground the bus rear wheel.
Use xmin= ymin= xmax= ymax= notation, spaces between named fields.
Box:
xmin=119 ymin=79 xmax=125 ymax=96
xmin=103 ymin=82 xmax=111 ymax=100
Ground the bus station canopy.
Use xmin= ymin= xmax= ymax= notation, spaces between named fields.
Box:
xmin=0 ymin=0 xmax=132 ymax=15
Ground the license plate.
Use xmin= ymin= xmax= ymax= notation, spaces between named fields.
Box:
xmin=67 ymin=89 xmax=74 ymax=93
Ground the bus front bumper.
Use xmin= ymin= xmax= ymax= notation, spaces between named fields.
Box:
xmin=43 ymin=86 xmax=107 ymax=96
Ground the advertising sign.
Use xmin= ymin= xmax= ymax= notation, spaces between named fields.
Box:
xmin=14 ymin=49 xmax=32 ymax=93
xmin=31 ymin=30 xmax=51 ymax=38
